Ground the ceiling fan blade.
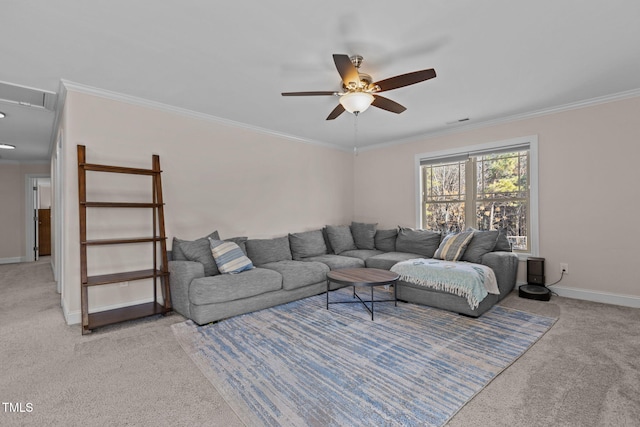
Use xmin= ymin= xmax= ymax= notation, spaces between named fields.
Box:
xmin=326 ymin=104 xmax=345 ymax=120
xmin=372 ymin=95 xmax=407 ymax=114
xmin=333 ymin=54 xmax=360 ymax=87
xmin=373 ymin=68 xmax=436 ymax=92
xmin=281 ymin=91 xmax=337 ymax=96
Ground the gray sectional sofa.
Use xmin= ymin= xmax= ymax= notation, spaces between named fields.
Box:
xmin=168 ymin=223 xmax=519 ymax=325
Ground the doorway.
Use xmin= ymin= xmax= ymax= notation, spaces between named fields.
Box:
xmin=25 ymin=175 xmax=51 ymax=262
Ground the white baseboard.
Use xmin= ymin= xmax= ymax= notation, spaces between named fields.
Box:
xmin=63 ymin=298 xmax=155 ymax=326
xmin=517 ymin=282 xmax=640 ymax=309
xmin=551 ymin=285 xmax=640 ymax=309
xmin=0 ymin=257 xmax=23 ymax=265
xmin=62 ymin=298 xmax=80 ymax=325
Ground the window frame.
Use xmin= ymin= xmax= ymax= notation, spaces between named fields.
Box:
xmin=415 ymin=135 xmax=539 ymax=259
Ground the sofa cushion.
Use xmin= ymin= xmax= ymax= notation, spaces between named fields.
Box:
xmin=350 ymin=222 xmax=377 ymax=250
xmin=173 ymin=231 xmax=220 ymax=275
xmin=462 ymin=230 xmax=499 ymax=264
xmin=325 ymin=225 xmax=357 ymax=254
xmin=246 ymin=236 xmax=293 ymax=266
xmin=340 ymin=249 xmax=384 ymax=261
xmin=260 ymin=260 xmax=329 ymax=290
xmin=365 ymin=251 xmax=424 ymax=270
xmin=209 ymin=239 xmax=254 ymax=274
xmin=189 ymin=267 xmax=282 ymax=305
xmin=375 ymin=229 xmax=398 ymax=252
xmin=288 ymin=229 xmax=328 ymax=260
xmin=433 ymin=231 xmax=474 ymax=261
xmin=302 ymin=254 xmax=365 ymax=270
xmin=395 ymin=227 xmax=441 ymax=258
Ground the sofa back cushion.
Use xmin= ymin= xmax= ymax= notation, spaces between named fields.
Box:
xmin=325 ymin=225 xmax=358 ymax=254
xmin=375 ymin=229 xmax=398 ymax=252
xmin=494 ymin=229 xmax=512 ymax=252
xmin=395 ymin=227 xmax=441 ymax=258
xmin=246 ymin=236 xmax=293 ymax=266
xmin=461 ymin=229 xmax=498 ymax=264
xmin=288 ymin=229 xmax=328 ymax=260
xmin=174 ymin=231 xmax=221 ymax=276
xmin=350 ymin=222 xmax=377 ymax=250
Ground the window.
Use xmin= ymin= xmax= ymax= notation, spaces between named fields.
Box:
xmin=417 ymin=137 xmax=538 ymax=255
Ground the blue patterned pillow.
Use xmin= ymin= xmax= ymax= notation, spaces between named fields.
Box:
xmin=209 ymin=238 xmax=254 ymax=274
xmin=434 ymin=231 xmax=474 ymax=261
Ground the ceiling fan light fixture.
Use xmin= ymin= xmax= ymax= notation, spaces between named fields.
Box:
xmin=339 ymin=92 xmax=374 ymax=114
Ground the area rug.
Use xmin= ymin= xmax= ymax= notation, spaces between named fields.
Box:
xmin=172 ymin=288 xmax=556 ymax=426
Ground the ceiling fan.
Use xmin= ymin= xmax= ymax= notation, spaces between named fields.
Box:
xmin=282 ymin=54 xmax=436 ymax=120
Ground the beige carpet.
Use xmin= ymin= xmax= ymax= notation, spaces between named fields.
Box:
xmin=1 ymin=258 xmax=639 ymax=426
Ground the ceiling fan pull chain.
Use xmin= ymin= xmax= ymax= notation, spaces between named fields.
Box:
xmin=353 ymin=113 xmax=359 ymax=156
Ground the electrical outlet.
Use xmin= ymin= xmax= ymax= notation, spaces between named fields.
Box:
xmin=560 ymin=263 xmax=569 ymax=275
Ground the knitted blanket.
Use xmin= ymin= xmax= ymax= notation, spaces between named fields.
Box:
xmin=390 ymin=259 xmax=499 ymax=309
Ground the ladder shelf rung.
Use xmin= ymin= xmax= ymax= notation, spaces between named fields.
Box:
xmin=87 ymin=302 xmax=168 ymax=330
xmin=84 ymin=269 xmax=169 ymax=286
xmin=80 ymin=162 xmax=160 ymax=176
xmin=82 ymin=237 xmax=166 ymax=246
xmin=81 ymin=202 xmax=164 ymax=208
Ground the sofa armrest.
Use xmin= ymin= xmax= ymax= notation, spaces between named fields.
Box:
xmin=481 ymin=251 xmax=519 ymax=298
xmin=168 ymin=260 xmax=205 ymax=318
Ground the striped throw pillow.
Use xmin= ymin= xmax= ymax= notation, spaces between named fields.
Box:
xmin=433 ymin=231 xmax=475 ymax=261
xmin=209 ymin=238 xmax=254 ymax=274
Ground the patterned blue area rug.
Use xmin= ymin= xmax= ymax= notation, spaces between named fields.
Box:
xmin=172 ymin=288 xmax=556 ymax=426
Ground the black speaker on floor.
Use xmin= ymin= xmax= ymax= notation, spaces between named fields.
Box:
xmin=519 ymin=257 xmax=551 ymax=301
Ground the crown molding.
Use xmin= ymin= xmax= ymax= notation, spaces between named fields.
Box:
xmin=60 ymin=80 xmax=351 ymax=152
xmin=0 ymin=159 xmax=49 ymax=165
xmin=360 ymin=87 xmax=640 ymax=152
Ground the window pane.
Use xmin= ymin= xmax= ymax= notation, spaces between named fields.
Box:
xmin=477 ymin=151 xmax=528 ymax=200
xmin=424 ymin=202 xmax=465 ymax=233
xmin=475 ymin=200 xmax=528 ymax=251
xmin=475 ymin=150 xmax=529 ymax=252
xmin=423 ymin=161 xmax=465 ymax=203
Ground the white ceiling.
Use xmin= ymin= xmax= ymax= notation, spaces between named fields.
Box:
xmin=1 ymin=0 xmax=640 ymax=162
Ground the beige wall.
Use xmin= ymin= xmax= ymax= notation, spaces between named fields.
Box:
xmin=354 ymin=96 xmax=640 ymax=301
xmin=60 ymin=90 xmax=355 ymax=322
xmin=0 ymin=163 xmax=50 ymax=261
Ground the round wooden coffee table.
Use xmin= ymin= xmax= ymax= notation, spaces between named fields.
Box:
xmin=326 ymin=268 xmax=400 ymax=320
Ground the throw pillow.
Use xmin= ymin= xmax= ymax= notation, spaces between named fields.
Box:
xmin=350 ymin=222 xmax=378 ymax=250
xmin=461 ymin=229 xmax=499 ymax=264
xmin=395 ymin=227 xmax=441 ymax=258
xmin=245 ymin=236 xmax=293 ymax=266
xmin=325 ymin=225 xmax=357 ymax=254
xmin=175 ymin=231 xmax=221 ymax=276
xmin=288 ymin=229 xmax=328 ymax=260
xmin=209 ymin=238 xmax=254 ymax=274
xmin=375 ymin=229 xmax=398 ymax=252
xmin=433 ymin=231 xmax=474 ymax=261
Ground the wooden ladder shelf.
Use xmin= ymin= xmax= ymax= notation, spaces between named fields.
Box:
xmin=77 ymin=145 xmax=171 ymax=334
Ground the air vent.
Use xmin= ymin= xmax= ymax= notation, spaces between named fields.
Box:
xmin=0 ymin=81 xmax=57 ymax=110
xmin=446 ymin=117 xmax=470 ymax=125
